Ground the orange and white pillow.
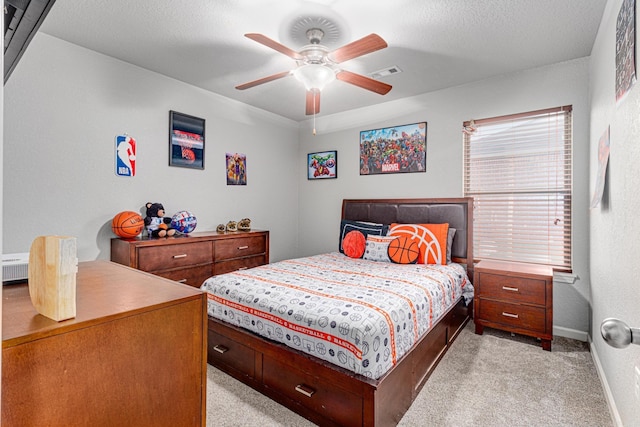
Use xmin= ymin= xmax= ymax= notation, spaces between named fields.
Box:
xmin=388 ymin=223 xmax=450 ymax=265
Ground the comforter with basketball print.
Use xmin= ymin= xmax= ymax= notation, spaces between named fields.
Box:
xmin=201 ymin=252 xmax=473 ymax=379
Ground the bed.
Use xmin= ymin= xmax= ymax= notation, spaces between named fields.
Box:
xmin=203 ymin=198 xmax=474 ymax=427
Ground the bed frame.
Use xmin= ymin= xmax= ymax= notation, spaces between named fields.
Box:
xmin=207 ymin=198 xmax=474 ymax=426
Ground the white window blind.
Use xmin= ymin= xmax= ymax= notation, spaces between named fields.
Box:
xmin=463 ymin=106 xmax=572 ymax=270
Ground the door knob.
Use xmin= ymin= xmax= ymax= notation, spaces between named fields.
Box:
xmin=600 ymin=318 xmax=640 ymax=348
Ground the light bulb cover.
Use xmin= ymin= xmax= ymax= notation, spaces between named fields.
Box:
xmin=293 ymin=64 xmax=335 ymax=91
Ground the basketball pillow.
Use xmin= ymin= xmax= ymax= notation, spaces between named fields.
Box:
xmin=342 ymin=230 xmax=366 ymax=258
xmin=389 ymin=223 xmax=450 ymax=265
xmin=338 ymin=220 xmax=389 ymax=253
xmin=387 ymin=236 xmax=420 ymax=264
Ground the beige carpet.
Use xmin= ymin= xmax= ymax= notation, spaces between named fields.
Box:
xmin=206 ymin=322 xmax=613 ymax=426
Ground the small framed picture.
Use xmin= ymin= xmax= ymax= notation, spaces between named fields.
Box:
xmin=169 ymin=110 xmax=205 ymax=169
xmin=226 ymin=152 xmax=247 ymax=185
xmin=307 ymin=150 xmax=337 ymax=180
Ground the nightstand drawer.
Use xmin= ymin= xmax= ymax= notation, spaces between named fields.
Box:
xmin=478 ymin=299 xmax=546 ymax=332
xmin=215 ymin=236 xmax=266 ymax=261
xmin=476 ymin=272 xmax=546 ymax=305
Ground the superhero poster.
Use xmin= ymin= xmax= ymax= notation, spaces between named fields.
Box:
xmin=307 ymin=150 xmax=337 ymax=180
xmin=359 ymin=122 xmax=427 ymax=175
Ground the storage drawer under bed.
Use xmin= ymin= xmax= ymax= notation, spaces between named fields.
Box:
xmin=207 ymin=328 xmax=256 ymax=380
xmin=262 ymin=355 xmax=364 ymax=427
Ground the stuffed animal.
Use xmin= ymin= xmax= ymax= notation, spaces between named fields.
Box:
xmin=238 ymin=218 xmax=251 ymax=231
xmin=144 ymin=202 xmax=176 ymax=238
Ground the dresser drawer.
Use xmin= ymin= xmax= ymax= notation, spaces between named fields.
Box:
xmin=477 ymin=272 xmax=546 ymax=305
xmin=263 ymin=356 xmax=363 ymax=427
xmin=478 ymin=299 xmax=546 ymax=332
xmin=207 ymin=329 xmax=256 ymax=379
xmin=138 ymin=241 xmax=212 ymax=272
xmin=215 ymin=236 xmax=266 ymax=261
xmin=154 ymin=264 xmax=213 ymax=288
xmin=214 ymin=255 xmax=267 ymax=275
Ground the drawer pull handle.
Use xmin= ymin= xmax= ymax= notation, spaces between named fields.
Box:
xmin=502 ymin=286 xmax=519 ymax=292
xmin=502 ymin=312 xmax=519 ymax=319
xmin=295 ymin=384 xmax=315 ymax=398
xmin=237 ymin=267 xmax=248 ymax=271
xmin=238 ymin=245 xmax=249 ymax=250
xmin=177 ymin=279 xmax=188 ymax=283
xmin=213 ymin=344 xmax=229 ymax=354
xmin=173 ymin=254 xmax=188 ymax=259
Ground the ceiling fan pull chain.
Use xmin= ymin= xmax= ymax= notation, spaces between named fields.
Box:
xmin=313 ymin=90 xmax=317 ymax=136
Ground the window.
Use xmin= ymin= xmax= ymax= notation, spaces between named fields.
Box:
xmin=463 ymin=106 xmax=572 ymax=270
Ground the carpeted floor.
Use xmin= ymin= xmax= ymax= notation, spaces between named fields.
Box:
xmin=206 ymin=322 xmax=613 ymax=426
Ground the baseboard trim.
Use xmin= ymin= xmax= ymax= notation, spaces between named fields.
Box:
xmin=553 ymin=325 xmax=588 ymax=342
xmin=590 ymin=337 xmax=623 ymax=427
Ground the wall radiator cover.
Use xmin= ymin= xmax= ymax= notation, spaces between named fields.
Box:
xmin=2 ymin=252 xmax=29 ymax=283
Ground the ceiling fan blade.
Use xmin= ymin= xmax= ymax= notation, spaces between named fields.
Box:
xmin=235 ymin=71 xmax=291 ymax=90
xmin=245 ymin=33 xmax=303 ymax=60
xmin=328 ymin=34 xmax=388 ymax=63
xmin=305 ymin=89 xmax=321 ymax=115
xmin=336 ymin=70 xmax=392 ymax=95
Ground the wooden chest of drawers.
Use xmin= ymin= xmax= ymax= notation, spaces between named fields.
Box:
xmin=2 ymin=261 xmax=207 ymax=426
xmin=474 ymin=259 xmax=553 ymax=350
xmin=111 ymin=230 xmax=269 ymax=287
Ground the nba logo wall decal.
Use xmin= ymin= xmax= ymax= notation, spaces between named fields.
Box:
xmin=115 ymin=135 xmax=136 ymax=177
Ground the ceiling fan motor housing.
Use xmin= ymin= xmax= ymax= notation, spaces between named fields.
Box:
xmin=306 ymin=28 xmax=325 ymax=44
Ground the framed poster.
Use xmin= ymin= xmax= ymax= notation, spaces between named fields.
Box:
xmin=360 ymin=122 xmax=427 ymax=175
xmin=226 ymin=152 xmax=247 ymax=185
xmin=307 ymin=150 xmax=337 ymax=180
xmin=169 ymin=110 xmax=205 ymax=169
xmin=616 ymin=0 xmax=636 ymax=105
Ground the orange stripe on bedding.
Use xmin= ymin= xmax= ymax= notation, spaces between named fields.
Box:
xmin=207 ymin=293 xmax=362 ymax=359
xmin=233 ymin=266 xmax=399 ymax=363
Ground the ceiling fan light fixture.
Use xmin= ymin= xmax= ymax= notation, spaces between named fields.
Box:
xmin=293 ymin=64 xmax=335 ymax=91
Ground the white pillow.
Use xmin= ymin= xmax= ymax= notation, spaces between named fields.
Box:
xmin=363 ymin=235 xmax=397 ymax=262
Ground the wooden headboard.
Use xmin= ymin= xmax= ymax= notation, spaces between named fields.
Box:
xmin=342 ymin=198 xmax=474 ymax=278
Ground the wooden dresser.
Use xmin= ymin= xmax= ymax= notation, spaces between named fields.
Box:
xmin=474 ymin=259 xmax=553 ymax=351
xmin=2 ymin=260 xmax=207 ymax=426
xmin=111 ymin=230 xmax=269 ymax=288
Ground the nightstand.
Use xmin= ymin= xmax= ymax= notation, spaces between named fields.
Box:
xmin=474 ymin=259 xmax=553 ymax=351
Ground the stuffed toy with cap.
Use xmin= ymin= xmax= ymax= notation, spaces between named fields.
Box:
xmin=144 ymin=202 xmax=176 ymax=238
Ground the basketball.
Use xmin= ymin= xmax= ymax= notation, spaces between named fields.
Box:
xmin=387 ymin=236 xmax=420 ymax=264
xmin=171 ymin=210 xmax=197 ymax=234
xmin=112 ymin=211 xmax=144 ymax=238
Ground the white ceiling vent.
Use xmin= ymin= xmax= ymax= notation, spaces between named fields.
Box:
xmin=369 ymin=66 xmax=402 ymax=79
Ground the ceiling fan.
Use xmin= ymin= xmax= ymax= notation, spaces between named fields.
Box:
xmin=236 ymin=28 xmax=392 ymax=116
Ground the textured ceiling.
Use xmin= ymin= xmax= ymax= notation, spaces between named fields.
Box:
xmin=39 ymin=0 xmax=607 ymax=122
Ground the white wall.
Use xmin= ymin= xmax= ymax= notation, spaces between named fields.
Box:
xmin=298 ymin=58 xmax=592 ymax=338
xmin=589 ymin=0 xmax=640 ymax=425
xmin=3 ymin=33 xmax=300 ymax=263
